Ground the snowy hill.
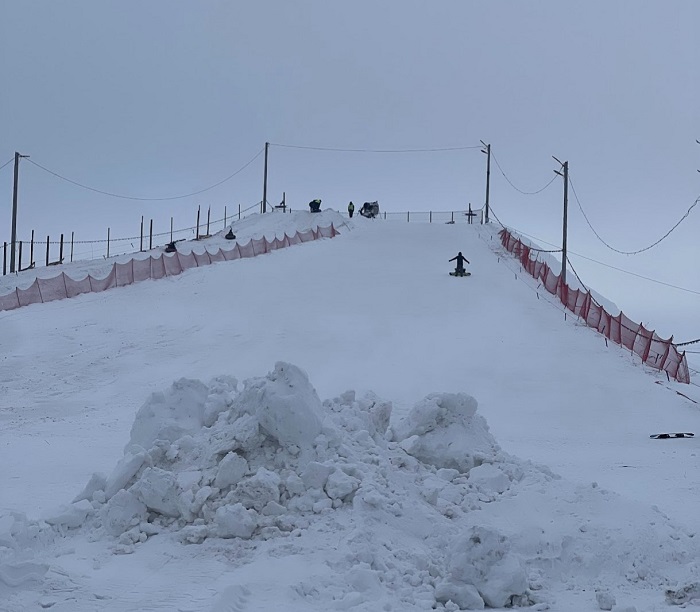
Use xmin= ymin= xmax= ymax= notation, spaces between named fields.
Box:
xmin=1 ymin=210 xmax=699 ymax=611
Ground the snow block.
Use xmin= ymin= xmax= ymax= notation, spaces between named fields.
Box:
xmin=392 ymin=393 xmax=500 ymax=472
xmin=101 ymin=490 xmax=147 ymax=536
xmin=239 ymin=362 xmax=323 ymax=450
xmin=214 ymin=452 xmax=248 ymax=489
xmin=215 ymin=503 xmax=256 ymax=539
xmin=42 ymin=500 xmax=94 ymax=529
xmin=128 ymin=378 xmax=210 ymax=451
xmin=131 ymin=467 xmax=181 ymax=517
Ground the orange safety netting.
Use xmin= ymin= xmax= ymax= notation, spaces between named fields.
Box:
xmin=0 ymin=224 xmax=338 ymax=313
xmin=499 ymin=229 xmax=690 ymax=384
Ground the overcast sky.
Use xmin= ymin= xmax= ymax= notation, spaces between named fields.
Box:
xmin=1 ymin=1 xmax=698 ymax=342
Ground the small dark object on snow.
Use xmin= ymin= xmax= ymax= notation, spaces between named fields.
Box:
xmin=309 ymin=199 xmax=322 ymax=213
xmin=225 ymin=229 xmax=236 ymax=240
xmin=449 ymin=270 xmax=471 ymax=277
xmin=360 ymin=201 xmax=379 ymax=218
xmin=165 ymin=241 xmax=177 ymax=253
xmin=650 ymin=432 xmax=695 ymax=439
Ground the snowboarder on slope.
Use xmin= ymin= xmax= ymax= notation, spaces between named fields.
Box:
xmin=449 ymin=252 xmax=470 ymax=275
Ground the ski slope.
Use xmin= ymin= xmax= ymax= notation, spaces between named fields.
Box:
xmin=1 ymin=210 xmax=699 ymax=611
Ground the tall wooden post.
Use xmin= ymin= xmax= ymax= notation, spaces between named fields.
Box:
xmin=561 ymin=161 xmax=569 ymax=285
xmin=553 ymin=157 xmax=569 ymax=286
xmin=262 ymin=142 xmax=269 ymax=213
xmin=480 ymin=141 xmax=491 ymax=224
xmin=10 ymin=153 xmax=21 ymax=272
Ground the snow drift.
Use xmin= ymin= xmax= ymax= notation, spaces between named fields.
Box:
xmin=3 ymin=363 xmax=700 ymax=610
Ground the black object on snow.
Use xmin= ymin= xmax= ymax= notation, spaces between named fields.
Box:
xmin=165 ymin=241 xmax=177 ymax=253
xmin=225 ymin=229 xmax=236 ymax=240
xmin=649 ymin=432 xmax=695 ymax=439
xmin=360 ymin=201 xmax=379 ymax=218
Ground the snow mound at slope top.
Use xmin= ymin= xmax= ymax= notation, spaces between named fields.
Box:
xmin=6 ymin=362 xmax=700 ymax=610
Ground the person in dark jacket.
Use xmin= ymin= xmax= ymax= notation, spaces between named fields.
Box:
xmin=348 ymin=201 xmax=355 ymax=218
xmin=449 ymin=252 xmax=470 ymax=274
xmin=309 ymin=199 xmax=322 ymax=213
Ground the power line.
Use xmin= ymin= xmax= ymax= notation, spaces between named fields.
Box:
xmin=23 ymin=148 xmax=264 ymax=201
xmin=514 ymin=229 xmax=700 ymax=297
xmin=0 ymin=157 xmax=14 ymax=172
xmin=569 ymin=176 xmax=700 ymax=255
xmin=516 ymin=228 xmax=699 ymax=347
xmin=488 ymin=206 xmax=561 ymax=253
xmin=269 ymin=142 xmax=482 ymax=153
xmin=501 ymin=227 xmax=696 ymax=367
xmin=490 ymin=151 xmax=559 ymax=195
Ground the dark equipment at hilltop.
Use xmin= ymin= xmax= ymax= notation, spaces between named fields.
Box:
xmin=309 ymin=199 xmax=322 ymax=213
xmin=360 ymin=201 xmax=379 ymax=218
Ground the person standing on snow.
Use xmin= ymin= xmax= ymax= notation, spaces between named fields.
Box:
xmin=449 ymin=252 xmax=470 ymax=274
xmin=348 ymin=202 xmax=355 ymax=218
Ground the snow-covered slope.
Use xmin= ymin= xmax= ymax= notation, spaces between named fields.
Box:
xmin=1 ymin=210 xmax=698 ymax=611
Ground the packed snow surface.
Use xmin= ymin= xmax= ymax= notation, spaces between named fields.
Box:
xmin=2 ymin=210 xmax=700 ymax=611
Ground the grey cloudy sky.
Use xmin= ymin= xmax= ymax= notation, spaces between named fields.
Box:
xmin=1 ymin=1 xmax=698 ymax=342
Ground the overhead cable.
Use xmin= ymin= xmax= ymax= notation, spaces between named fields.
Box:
xmin=491 ymin=151 xmax=558 ymax=195
xmin=24 ymin=148 xmax=264 ymax=201
xmin=0 ymin=157 xmax=14 ymax=172
xmin=269 ymin=142 xmax=482 ymax=153
xmin=514 ymin=229 xmax=700 ymax=296
xmin=569 ymin=176 xmax=700 ymax=255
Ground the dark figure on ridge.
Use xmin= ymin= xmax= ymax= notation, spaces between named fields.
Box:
xmin=449 ymin=252 xmax=470 ymax=276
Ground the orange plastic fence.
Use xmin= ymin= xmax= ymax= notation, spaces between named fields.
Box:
xmin=499 ymin=229 xmax=690 ymax=384
xmin=0 ymin=224 xmax=338 ymax=313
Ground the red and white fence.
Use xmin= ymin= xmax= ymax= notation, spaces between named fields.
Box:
xmin=499 ymin=229 xmax=690 ymax=384
xmin=0 ymin=224 xmax=338 ymax=313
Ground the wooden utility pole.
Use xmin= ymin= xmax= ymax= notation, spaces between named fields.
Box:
xmin=480 ymin=141 xmax=491 ymax=224
xmin=262 ymin=142 xmax=269 ymax=213
xmin=10 ymin=152 xmax=29 ymax=272
xmin=553 ymin=157 xmax=569 ymax=285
